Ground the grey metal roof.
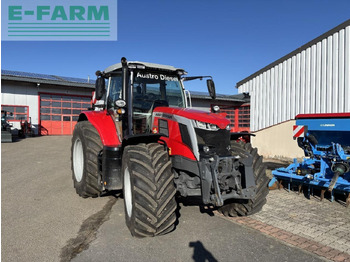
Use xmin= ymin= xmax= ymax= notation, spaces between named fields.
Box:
xmin=1 ymin=70 xmax=95 ymax=88
xmin=236 ymin=19 xmax=350 ymax=88
xmin=104 ymin=61 xmax=186 ymax=74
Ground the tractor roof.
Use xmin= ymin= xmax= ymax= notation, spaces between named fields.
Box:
xmin=104 ymin=61 xmax=187 ymax=75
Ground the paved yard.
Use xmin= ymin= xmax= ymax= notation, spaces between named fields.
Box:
xmin=222 ymin=187 xmax=350 ymax=261
xmin=2 ymin=136 xmax=349 ymax=261
xmin=253 ymin=189 xmax=350 ymax=253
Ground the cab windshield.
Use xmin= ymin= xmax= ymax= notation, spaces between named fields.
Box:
xmin=107 ymin=71 xmax=185 ymax=110
xmin=131 ymin=71 xmax=184 ymax=134
xmin=132 ymin=71 xmax=185 ymax=112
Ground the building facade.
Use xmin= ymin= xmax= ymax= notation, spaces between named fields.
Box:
xmin=1 ymin=70 xmax=249 ymax=136
xmin=2 ymin=71 xmax=94 ymax=136
xmin=236 ymin=19 xmax=350 ymax=159
xmin=237 ymin=19 xmax=350 ymax=132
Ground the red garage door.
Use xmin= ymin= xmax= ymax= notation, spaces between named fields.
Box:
xmin=40 ymin=93 xmax=91 ymax=135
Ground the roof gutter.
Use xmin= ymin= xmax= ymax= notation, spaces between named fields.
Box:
xmin=1 ymin=75 xmax=94 ymax=89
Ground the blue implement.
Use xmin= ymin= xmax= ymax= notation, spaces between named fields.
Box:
xmin=271 ymin=113 xmax=350 ymax=206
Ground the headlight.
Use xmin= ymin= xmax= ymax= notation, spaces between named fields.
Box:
xmin=194 ymin=120 xmax=219 ymax=131
xmin=203 ymin=146 xmax=210 ymax=153
xmin=196 ymin=121 xmax=207 ymax=129
xmin=226 ymin=125 xmax=230 ymax=130
xmin=115 ymin=99 xmax=126 ymax=107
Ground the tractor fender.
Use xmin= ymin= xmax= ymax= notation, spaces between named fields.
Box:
xmin=78 ymin=111 xmax=120 ymax=147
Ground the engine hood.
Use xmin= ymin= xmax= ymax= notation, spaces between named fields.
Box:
xmin=153 ymin=107 xmax=230 ymax=129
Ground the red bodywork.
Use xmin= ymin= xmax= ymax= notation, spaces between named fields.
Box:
xmin=81 ymin=110 xmax=121 ymax=147
xmin=82 ymin=106 xmax=230 ymax=160
xmin=156 ymin=117 xmax=197 ymax=160
xmin=152 ymin=107 xmax=230 ymax=161
xmin=154 ymin=107 xmax=230 ymax=129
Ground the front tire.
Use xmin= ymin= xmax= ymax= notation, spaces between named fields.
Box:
xmin=71 ymin=121 xmax=102 ymax=198
xmin=122 ymin=143 xmax=177 ymax=237
xmin=218 ymin=141 xmax=268 ymax=216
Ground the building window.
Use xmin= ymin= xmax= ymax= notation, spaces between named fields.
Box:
xmin=238 ymin=105 xmax=250 ymax=128
xmin=213 ymin=104 xmax=250 ymax=132
xmin=1 ymin=105 xmax=29 ymax=121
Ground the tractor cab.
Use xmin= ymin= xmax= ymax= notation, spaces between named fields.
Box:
xmin=94 ymin=58 xmax=216 ymax=137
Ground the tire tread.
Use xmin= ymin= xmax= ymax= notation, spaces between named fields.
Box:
xmin=71 ymin=121 xmax=102 ymax=198
xmin=218 ymin=141 xmax=269 ymax=217
xmin=123 ymin=143 xmax=177 ymax=237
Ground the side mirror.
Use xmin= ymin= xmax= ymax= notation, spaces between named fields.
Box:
xmin=95 ymin=77 xmax=105 ymax=100
xmin=207 ymin=79 xmax=216 ymax=100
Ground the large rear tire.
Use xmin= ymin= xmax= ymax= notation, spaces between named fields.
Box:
xmin=71 ymin=121 xmax=102 ymax=198
xmin=218 ymin=141 xmax=268 ymax=216
xmin=122 ymin=143 xmax=177 ymax=237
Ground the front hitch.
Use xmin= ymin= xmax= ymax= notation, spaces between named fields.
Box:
xmin=199 ymin=155 xmax=257 ymax=206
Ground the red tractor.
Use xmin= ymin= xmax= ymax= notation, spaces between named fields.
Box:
xmin=71 ymin=57 xmax=268 ymax=237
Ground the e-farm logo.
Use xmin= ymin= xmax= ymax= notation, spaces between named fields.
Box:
xmin=2 ymin=0 xmax=117 ymax=41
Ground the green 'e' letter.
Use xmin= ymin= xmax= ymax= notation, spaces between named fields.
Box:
xmin=9 ymin=6 xmax=22 ymax=20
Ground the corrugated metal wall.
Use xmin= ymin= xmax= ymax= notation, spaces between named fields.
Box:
xmin=237 ymin=20 xmax=350 ymax=132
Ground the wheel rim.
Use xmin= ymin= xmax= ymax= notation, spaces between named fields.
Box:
xmin=73 ymin=138 xmax=84 ymax=182
xmin=124 ymin=167 xmax=133 ymax=218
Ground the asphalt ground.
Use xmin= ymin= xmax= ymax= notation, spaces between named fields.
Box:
xmin=1 ymin=136 xmax=330 ymax=262
xmin=1 ymin=136 xmax=109 ymax=262
xmin=72 ymin=197 xmax=324 ymax=262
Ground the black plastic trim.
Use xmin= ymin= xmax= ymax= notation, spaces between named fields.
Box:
xmin=179 ymin=123 xmax=193 ymax=151
xmin=102 ymin=146 xmax=122 ymax=190
xmin=122 ymin=133 xmax=163 ymax=147
xmin=171 ymin=155 xmax=199 ymax=176
xmin=158 ymin=119 xmax=169 ymax=137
